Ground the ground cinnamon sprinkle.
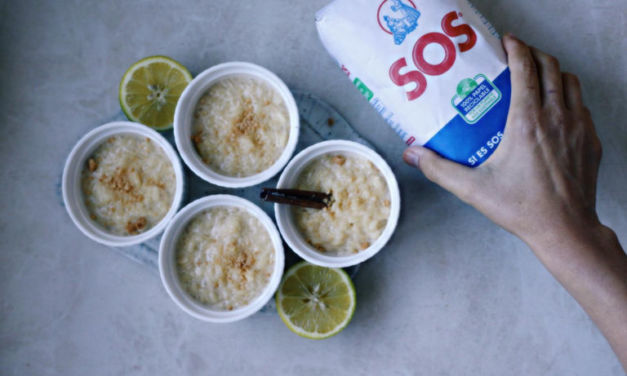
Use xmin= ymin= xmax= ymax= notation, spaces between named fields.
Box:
xmin=126 ymin=217 xmax=147 ymax=234
xmin=99 ymin=167 xmax=144 ymax=202
xmin=88 ymin=158 xmax=98 ymax=172
xmin=231 ymin=98 xmax=260 ymax=138
xmin=307 ymin=239 xmax=327 ymax=253
xmin=332 ymin=155 xmax=346 ymax=165
xmin=192 ymin=132 xmax=203 ymax=144
xmin=235 ymin=251 xmax=255 ymax=274
xmin=225 ymin=249 xmax=258 ymax=290
xmin=146 ymin=178 xmax=166 ymax=190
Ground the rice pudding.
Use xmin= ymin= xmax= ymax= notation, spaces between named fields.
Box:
xmin=191 ymin=76 xmax=290 ymax=177
xmin=175 ymin=207 xmax=275 ymax=311
xmin=292 ymin=154 xmax=391 ymax=256
xmin=81 ymin=135 xmax=175 ymax=236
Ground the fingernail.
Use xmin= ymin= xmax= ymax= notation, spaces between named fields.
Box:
xmin=403 ymin=146 xmax=424 ymax=167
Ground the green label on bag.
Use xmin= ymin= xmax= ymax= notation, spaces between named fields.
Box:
xmin=353 ymin=78 xmax=374 ymax=101
xmin=451 ymin=74 xmax=502 ymax=124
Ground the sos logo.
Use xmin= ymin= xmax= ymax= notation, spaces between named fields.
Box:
xmin=389 ymin=11 xmax=477 ymax=101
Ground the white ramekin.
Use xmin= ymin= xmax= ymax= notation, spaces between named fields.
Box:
xmin=275 ymin=140 xmax=400 ymax=268
xmin=158 ymin=195 xmax=285 ymax=323
xmin=173 ymin=62 xmax=300 ymax=188
xmin=62 ymin=121 xmax=185 ymax=247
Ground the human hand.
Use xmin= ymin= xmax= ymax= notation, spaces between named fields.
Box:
xmin=403 ymin=34 xmax=604 ymax=248
xmin=403 ymin=34 xmax=627 ymax=368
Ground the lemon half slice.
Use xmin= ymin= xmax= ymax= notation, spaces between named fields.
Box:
xmin=119 ymin=55 xmax=192 ymax=130
xmin=276 ymin=262 xmax=356 ymax=339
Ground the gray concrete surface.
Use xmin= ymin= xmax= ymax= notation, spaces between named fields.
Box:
xmin=0 ymin=0 xmax=625 ymax=375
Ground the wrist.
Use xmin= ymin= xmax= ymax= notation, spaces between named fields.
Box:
xmin=522 ymin=218 xmax=623 ymax=277
xmin=520 ymin=214 xmax=609 ymax=254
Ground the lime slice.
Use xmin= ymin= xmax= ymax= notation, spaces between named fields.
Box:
xmin=119 ymin=56 xmax=192 ymax=130
xmin=276 ymin=262 xmax=356 ymax=339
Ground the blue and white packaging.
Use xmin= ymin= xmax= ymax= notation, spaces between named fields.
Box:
xmin=316 ymin=0 xmax=511 ymax=166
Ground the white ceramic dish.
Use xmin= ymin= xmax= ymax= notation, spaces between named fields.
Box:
xmin=158 ymin=195 xmax=285 ymax=323
xmin=275 ymin=140 xmax=400 ymax=268
xmin=62 ymin=121 xmax=185 ymax=247
xmin=173 ymin=62 xmax=299 ymax=188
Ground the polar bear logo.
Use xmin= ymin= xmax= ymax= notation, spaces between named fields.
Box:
xmin=382 ymin=0 xmax=421 ymax=45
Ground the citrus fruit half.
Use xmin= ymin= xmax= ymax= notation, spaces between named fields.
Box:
xmin=119 ymin=55 xmax=192 ymax=130
xmin=276 ymin=262 xmax=356 ymax=339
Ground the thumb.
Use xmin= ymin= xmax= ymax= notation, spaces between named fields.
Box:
xmin=403 ymin=146 xmax=478 ymax=202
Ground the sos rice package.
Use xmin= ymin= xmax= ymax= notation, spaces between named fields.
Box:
xmin=316 ymin=0 xmax=511 ymax=166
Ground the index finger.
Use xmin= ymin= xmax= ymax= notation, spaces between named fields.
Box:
xmin=503 ymin=34 xmax=541 ymax=112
